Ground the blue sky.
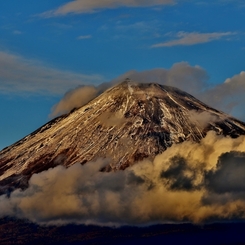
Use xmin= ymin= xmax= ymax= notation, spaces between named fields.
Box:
xmin=0 ymin=0 xmax=245 ymax=150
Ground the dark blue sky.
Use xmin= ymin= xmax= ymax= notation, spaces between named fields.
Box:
xmin=1 ymin=0 xmax=245 ymax=149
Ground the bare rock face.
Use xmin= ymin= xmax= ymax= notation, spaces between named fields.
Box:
xmin=1 ymin=80 xmax=245 ymax=193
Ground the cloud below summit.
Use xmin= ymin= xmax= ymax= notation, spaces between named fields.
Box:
xmin=1 ymin=132 xmax=245 ymax=226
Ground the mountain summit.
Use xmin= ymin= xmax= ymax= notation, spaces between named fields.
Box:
xmin=1 ymin=80 xmax=245 ymax=192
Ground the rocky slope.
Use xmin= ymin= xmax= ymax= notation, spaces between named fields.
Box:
xmin=1 ymin=80 xmax=245 ymax=193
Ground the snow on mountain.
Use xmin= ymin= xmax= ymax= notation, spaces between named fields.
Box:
xmin=1 ymin=80 xmax=245 ymax=193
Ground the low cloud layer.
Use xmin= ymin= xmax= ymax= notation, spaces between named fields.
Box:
xmin=0 ymin=51 xmax=103 ymax=95
xmin=151 ymin=32 xmax=235 ymax=48
xmin=1 ymin=132 xmax=245 ymax=226
xmin=43 ymin=0 xmax=174 ymax=16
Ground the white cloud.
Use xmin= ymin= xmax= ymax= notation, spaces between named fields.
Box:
xmin=41 ymin=0 xmax=175 ymax=17
xmin=151 ymin=32 xmax=235 ymax=48
xmin=0 ymin=51 xmax=104 ymax=95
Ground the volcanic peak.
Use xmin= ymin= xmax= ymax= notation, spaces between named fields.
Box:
xmin=1 ymin=80 xmax=245 ymax=193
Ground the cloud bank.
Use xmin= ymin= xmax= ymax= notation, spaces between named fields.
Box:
xmin=152 ymin=32 xmax=235 ymax=48
xmin=0 ymin=51 xmax=103 ymax=95
xmin=43 ymin=0 xmax=175 ymax=16
xmin=1 ymin=132 xmax=245 ymax=226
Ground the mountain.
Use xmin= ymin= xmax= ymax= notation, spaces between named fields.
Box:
xmin=1 ymin=80 xmax=245 ymax=193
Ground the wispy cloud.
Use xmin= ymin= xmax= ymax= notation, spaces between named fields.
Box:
xmin=41 ymin=0 xmax=175 ymax=17
xmin=12 ymin=30 xmax=22 ymax=35
xmin=151 ymin=31 xmax=235 ymax=48
xmin=0 ymin=51 xmax=104 ymax=95
xmin=218 ymin=0 xmax=245 ymax=7
xmin=77 ymin=35 xmax=92 ymax=40
xmin=116 ymin=21 xmax=158 ymax=33
xmin=113 ymin=20 xmax=160 ymax=40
